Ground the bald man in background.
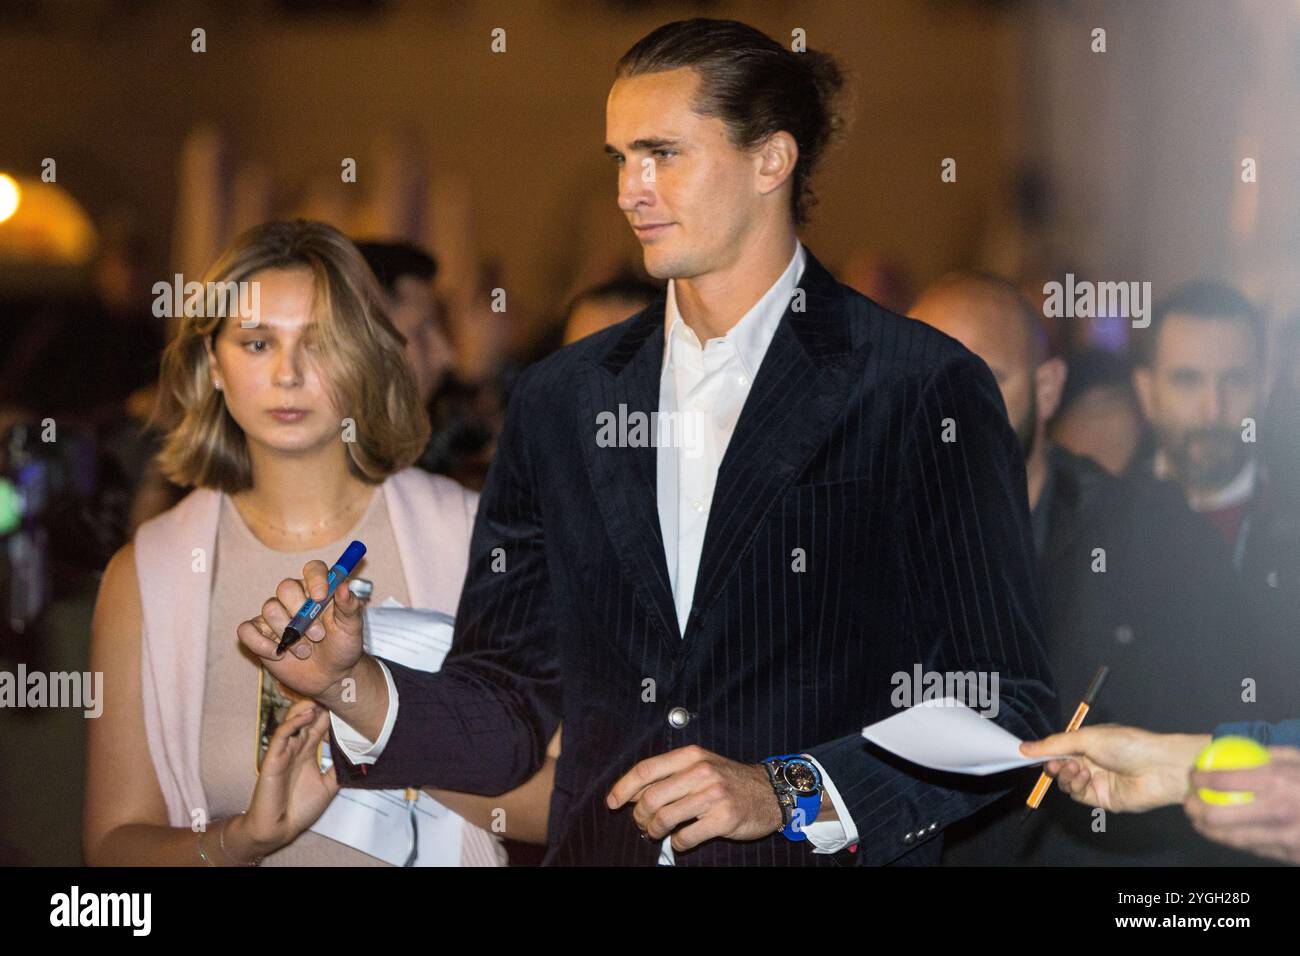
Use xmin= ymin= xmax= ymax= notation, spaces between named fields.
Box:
xmin=913 ymin=272 xmax=1264 ymax=866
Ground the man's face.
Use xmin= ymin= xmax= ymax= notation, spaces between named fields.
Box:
xmin=605 ymin=67 xmax=761 ymax=281
xmin=912 ymin=291 xmax=1039 ymax=458
xmin=1135 ymin=313 xmax=1260 ymax=488
xmin=388 ymin=274 xmax=451 ymax=404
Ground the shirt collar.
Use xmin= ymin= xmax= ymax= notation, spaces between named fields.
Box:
xmin=1153 ymin=449 xmax=1259 ymax=512
xmin=662 ymin=240 xmax=806 ymax=380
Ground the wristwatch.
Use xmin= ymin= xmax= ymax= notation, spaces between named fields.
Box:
xmin=762 ymin=754 xmax=823 ymax=842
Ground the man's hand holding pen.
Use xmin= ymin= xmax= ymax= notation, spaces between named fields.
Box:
xmin=237 ymin=559 xmax=390 ymax=741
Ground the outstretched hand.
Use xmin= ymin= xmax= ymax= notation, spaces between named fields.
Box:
xmin=1020 ymin=725 xmax=1209 ymax=814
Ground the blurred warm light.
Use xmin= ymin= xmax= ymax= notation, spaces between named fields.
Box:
xmin=0 ymin=174 xmax=97 ymax=264
xmin=0 ymin=173 xmax=19 ymax=223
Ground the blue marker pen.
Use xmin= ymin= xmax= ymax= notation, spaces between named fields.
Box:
xmin=275 ymin=540 xmax=366 ymax=655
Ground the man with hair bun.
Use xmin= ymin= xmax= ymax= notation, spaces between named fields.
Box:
xmin=244 ymin=19 xmax=1057 ymax=866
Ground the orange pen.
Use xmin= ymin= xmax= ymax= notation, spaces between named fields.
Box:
xmin=1021 ymin=664 xmax=1109 ymax=820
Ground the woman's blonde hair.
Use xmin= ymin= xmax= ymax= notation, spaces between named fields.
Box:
xmin=153 ymin=219 xmax=431 ymax=492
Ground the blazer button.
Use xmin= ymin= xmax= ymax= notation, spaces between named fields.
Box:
xmin=926 ymin=822 xmax=938 ymax=835
xmin=903 ymin=831 xmax=916 ymax=845
xmin=667 ymin=706 xmax=691 ymax=729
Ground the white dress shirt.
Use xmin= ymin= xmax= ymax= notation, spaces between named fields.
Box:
xmin=334 ymin=239 xmax=860 ymax=862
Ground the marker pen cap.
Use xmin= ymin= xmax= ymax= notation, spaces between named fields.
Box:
xmin=334 ymin=540 xmax=367 ymax=576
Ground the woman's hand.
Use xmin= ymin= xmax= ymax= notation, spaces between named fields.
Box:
xmin=224 ymin=699 xmax=339 ymax=863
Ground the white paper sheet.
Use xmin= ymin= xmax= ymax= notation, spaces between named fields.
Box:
xmin=861 ymin=698 xmax=1066 ymax=775
xmin=309 ymin=598 xmax=473 ymax=865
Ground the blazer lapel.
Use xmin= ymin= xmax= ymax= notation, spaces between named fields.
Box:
xmin=685 ymin=250 xmax=869 ymax=641
xmin=578 ymin=297 xmax=683 ymax=657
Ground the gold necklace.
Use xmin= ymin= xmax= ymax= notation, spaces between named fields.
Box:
xmin=236 ymin=488 xmax=371 ymax=541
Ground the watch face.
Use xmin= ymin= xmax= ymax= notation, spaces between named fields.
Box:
xmin=782 ymin=760 xmax=819 ymax=795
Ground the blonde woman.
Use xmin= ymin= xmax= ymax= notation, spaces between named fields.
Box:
xmin=84 ymin=220 xmax=554 ymax=866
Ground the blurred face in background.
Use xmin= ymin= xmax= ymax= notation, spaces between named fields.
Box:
xmin=606 ymin=67 xmax=774 ymax=281
xmin=564 ymin=295 xmax=651 ymax=345
xmin=205 ymin=266 xmax=343 ymax=460
xmin=1050 ymin=384 xmax=1144 ymax=477
xmin=1135 ymin=313 xmax=1261 ymax=491
xmin=386 ymin=274 xmax=452 ymax=404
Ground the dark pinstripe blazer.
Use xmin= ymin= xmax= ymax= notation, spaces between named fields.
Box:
xmin=334 ymin=248 xmax=1059 ymax=866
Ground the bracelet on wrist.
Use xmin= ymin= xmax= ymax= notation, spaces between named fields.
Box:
xmin=196 ymin=827 xmax=216 ymax=866
xmin=762 ymin=760 xmax=795 ymax=832
xmin=218 ymin=813 xmax=264 ymax=867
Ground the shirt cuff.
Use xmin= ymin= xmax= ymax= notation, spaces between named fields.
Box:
xmin=801 ymin=753 xmax=859 ymax=854
xmin=328 ymin=659 xmax=399 ymax=765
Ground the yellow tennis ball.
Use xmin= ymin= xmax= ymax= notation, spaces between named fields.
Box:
xmin=1195 ymin=736 xmax=1271 ymax=805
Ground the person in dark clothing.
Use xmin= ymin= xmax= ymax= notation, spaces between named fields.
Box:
xmin=356 ymin=242 xmax=452 ymax=407
xmin=914 ymin=272 xmax=1269 ymax=865
xmin=1049 ymin=348 xmax=1150 ymax=478
xmin=1262 ymin=319 xmax=1300 ymax=504
xmin=1128 ymin=281 xmax=1300 ymax=726
xmin=356 ymin=240 xmax=500 ymax=490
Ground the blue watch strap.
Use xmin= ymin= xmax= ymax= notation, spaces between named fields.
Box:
xmin=767 ymin=753 xmax=822 ymax=842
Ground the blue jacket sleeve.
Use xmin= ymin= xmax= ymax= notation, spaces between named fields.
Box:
xmin=1213 ymin=719 xmax=1300 ymax=747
